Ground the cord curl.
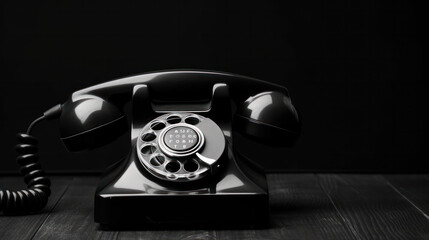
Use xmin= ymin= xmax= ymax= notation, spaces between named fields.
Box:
xmin=0 ymin=133 xmax=51 ymax=214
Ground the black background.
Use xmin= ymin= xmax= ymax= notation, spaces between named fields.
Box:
xmin=1 ymin=1 xmax=426 ymax=173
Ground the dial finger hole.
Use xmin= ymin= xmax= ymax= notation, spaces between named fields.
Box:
xmin=184 ymin=116 xmax=200 ymax=125
xmin=141 ymin=144 xmax=157 ymax=154
xmin=184 ymin=160 xmax=199 ymax=172
xmin=165 ymin=161 xmax=180 ymax=173
xmin=150 ymin=121 xmax=166 ymax=131
xmin=141 ymin=132 xmax=156 ymax=141
xmin=150 ymin=155 xmax=165 ymax=166
xmin=166 ymin=115 xmax=182 ymax=124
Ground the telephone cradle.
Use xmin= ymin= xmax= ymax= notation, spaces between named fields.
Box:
xmin=1 ymin=70 xmax=300 ymax=229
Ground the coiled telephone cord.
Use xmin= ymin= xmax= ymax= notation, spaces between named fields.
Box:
xmin=0 ymin=105 xmax=61 ymax=215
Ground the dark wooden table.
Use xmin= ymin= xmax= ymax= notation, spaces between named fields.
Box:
xmin=1 ymin=174 xmax=429 ymax=240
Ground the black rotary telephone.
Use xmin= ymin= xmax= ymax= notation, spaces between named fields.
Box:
xmin=0 ymin=70 xmax=300 ymax=228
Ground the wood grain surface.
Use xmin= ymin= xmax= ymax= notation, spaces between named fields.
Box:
xmin=1 ymin=174 xmax=428 ymax=240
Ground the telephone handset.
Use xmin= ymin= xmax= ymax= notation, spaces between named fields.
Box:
xmin=1 ymin=70 xmax=300 ymax=228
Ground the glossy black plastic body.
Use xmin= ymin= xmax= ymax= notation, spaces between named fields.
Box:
xmin=95 ymin=145 xmax=270 ymax=229
xmin=58 ymin=70 xmax=300 ymax=228
xmin=94 ymin=83 xmax=269 ymax=228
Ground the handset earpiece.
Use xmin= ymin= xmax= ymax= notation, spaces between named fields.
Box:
xmin=234 ymin=91 xmax=300 ymax=147
xmin=59 ymin=96 xmax=128 ymax=151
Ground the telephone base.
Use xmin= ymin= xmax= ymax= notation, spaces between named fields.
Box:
xmin=95 ymin=192 xmax=268 ymax=229
xmin=94 ymin=148 xmax=269 ymax=228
